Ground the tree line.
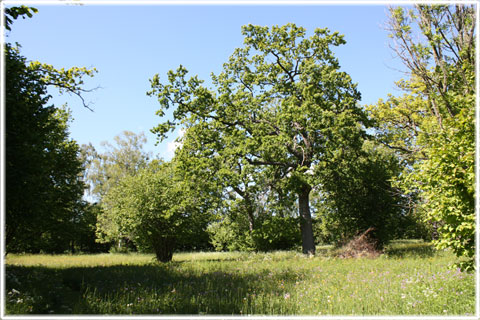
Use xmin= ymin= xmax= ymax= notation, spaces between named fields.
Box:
xmin=4 ymin=5 xmax=475 ymax=270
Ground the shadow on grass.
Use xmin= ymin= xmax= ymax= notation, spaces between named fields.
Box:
xmin=5 ymin=262 xmax=304 ymax=315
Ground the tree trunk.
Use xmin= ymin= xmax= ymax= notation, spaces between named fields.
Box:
xmin=153 ymin=236 xmax=175 ymax=263
xmin=244 ymin=195 xmax=255 ymax=232
xmin=298 ymin=184 xmax=315 ymax=255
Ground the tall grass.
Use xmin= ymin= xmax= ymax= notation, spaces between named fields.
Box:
xmin=5 ymin=241 xmax=475 ymax=315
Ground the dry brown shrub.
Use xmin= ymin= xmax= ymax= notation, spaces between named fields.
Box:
xmin=335 ymin=227 xmax=382 ymax=259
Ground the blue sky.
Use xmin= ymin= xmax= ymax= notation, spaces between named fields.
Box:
xmin=5 ymin=2 xmax=407 ymax=159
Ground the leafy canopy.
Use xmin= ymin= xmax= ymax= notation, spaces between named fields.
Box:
xmin=100 ymin=160 xmax=216 ymax=262
xmin=149 ymin=23 xmax=369 ymax=254
xmin=5 ymin=7 xmax=98 ymax=253
xmin=368 ymin=5 xmax=476 ymax=270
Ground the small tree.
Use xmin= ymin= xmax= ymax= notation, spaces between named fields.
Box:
xmin=101 ymin=160 xmax=214 ymax=262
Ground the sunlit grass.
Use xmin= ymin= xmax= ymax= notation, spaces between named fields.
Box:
xmin=5 ymin=241 xmax=475 ymax=315
xmin=5 ymin=253 xmax=155 ymax=268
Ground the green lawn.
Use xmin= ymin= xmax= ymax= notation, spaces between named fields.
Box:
xmin=4 ymin=241 xmax=475 ymax=315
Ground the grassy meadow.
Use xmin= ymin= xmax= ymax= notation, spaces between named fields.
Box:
xmin=4 ymin=240 xmax=475 ymax=316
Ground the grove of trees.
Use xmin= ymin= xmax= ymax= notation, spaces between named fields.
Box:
xmin=4 ymin=4 xmax=475 ymax=270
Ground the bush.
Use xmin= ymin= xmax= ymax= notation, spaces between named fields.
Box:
xmin=207 ymin=215 xmax=301 ymax=252
xmin=314 ymin=141 xmax=409 ymax=249
xmin=251 ymin=216 xmax=301 ymax=251
xmin=207 ymin=215 xmax=255 ymax=252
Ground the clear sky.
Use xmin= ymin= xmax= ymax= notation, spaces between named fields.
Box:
xmin=4 ymin=1 xmax=408 ymax=160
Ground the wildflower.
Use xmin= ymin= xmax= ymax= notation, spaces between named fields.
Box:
xmin=284 ymin=293 xmax=290 ymax=300
xmin=9 ymin=289 xmax=20 ymax=296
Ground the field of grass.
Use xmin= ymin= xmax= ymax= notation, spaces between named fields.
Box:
xmin=4 ymin=241 xmax=475 ymax=315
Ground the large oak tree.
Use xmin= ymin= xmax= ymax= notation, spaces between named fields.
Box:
xmin=149 ymin=24 xmax=368 ymax=254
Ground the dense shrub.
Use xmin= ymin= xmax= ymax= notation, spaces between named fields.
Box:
xmin=251 ymin=216 xmax=301 ymax=251
xmin=314 ymin=141 xmax=410 ymax=249
xmin=207 ymin=215 xmax=301 ymax=252
xmin=207 ymin=215 xmax=255 ymax=252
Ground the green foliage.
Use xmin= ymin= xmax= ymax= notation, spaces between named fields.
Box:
xmin=4 ymin=6 xmax=38 ymax=31
xmin=176 ymin=121 xmax=300 ymax=251
xmin=208 ymin=213 xmax=301 ymax=252
xmin=403 ymin=106 xmax=475 ymax=270
xmin=370 ymin=5 xmax=476 ymax=269
xmin=82 ymin=131 xmax=150 ymax=201
xmin=70 ymin=202 xmax=111 ymax=253
xmin=392 ymin=209 xmax=434 ymax=241
xmin=175 ymin=123 xmax=262 ymax=235
xmin=251 ymin=216 xmax=301 ymax=252
xmin=149 ymin=23 xmax=368 ymax=254
xmin=207 ymin=215 xmax=255 ymax=252
xmin=5 ymin=8 xmax=99 ymax=254
xmin=100 ymin=160 xmax=214 ymax=262
xmin=83 ymin=131 xmax=151 ymax=251
xmin=5 ymin=43 xmax=89 ymax=253
xmin=314 ymin=141 xmax=410 ymax=248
